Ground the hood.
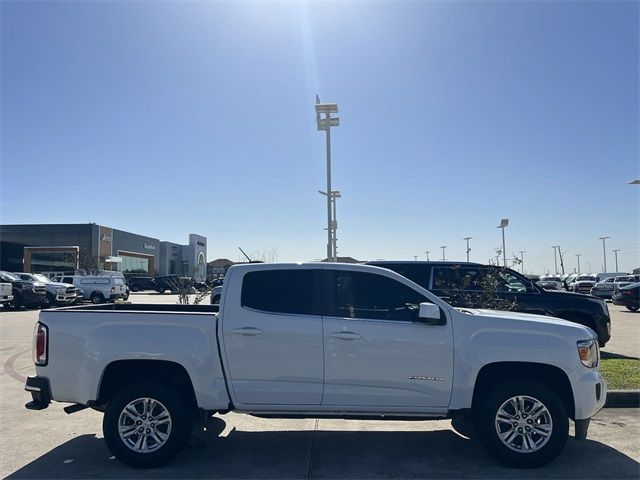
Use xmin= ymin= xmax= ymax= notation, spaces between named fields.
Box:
xmin=463 ymin=308 xmax=578 ymax=327
xmin=459 ymin=308 xmax=595 ymax=337
xmin=47 ymin=281 xmax=74 ymax=288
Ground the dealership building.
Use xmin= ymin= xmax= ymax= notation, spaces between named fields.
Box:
xmin=0 ymin=224 xmax=207 ymax=280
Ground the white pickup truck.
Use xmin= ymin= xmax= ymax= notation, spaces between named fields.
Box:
xmin=25 ymin=263 xmax=606 ymax=469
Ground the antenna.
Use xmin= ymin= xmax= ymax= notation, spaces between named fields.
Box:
xmin=238 ymin=247 xmax=252 ymax=262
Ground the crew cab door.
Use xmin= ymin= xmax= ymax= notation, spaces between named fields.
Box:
xmin=322 ymin=269 xmax=454 ymax=408
xmin=221 ymin=267 xmax=324 ymax=406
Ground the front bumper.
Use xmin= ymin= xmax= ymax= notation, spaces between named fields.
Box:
xmin=22 ymin=291 xmax=47 ymax=306
xmin=0 ymin=294 xmax=14 ymax=303
xmin=573 ymin=370 xmax=607 ymax=422
xmin=24 ymin=376 xmax=51 ymax=410
xmin=54 ymin=294 xmax=77 ymax=304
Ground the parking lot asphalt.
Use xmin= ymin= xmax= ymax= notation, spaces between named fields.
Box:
xmin=1 ymin=296 xmax=639 ymax=479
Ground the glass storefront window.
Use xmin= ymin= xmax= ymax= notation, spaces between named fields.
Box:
xmin=121 ymin=255 xmax=149 ymax=274
xmin=31 ymin=251 xmax=78 ymax=273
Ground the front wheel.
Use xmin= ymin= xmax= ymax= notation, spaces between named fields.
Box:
xmin=103 ymin=383 xmax=193 ymax=468
xmin=474 ymin=381 xmax=568 ymax=468
xmin=627 ymin=305 xmax=639 ymax=312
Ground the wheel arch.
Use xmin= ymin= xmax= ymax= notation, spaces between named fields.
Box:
xmin=472 ymin=361 xmax=575 ymax=419
xmin=97 ymin=359 xmax=198 ymax=418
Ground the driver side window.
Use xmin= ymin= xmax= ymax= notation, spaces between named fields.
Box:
xmin=326 ymin=270 xmax=427 ymax=321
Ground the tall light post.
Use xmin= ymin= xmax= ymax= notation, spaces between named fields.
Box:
xmin=612 ymin=249 xmax=621 ymax=272
xmin=425 ymin=250 xmax=430 ymax=261
xmin=598 ymin=236 xmax=610 ymax=273
xmin=318 ymin=190 xmax=341 ymax=261
xmin=497 ymin=219 xmax=509 ymax=267
xmin=575 ymin=253 xmax=582 ymax=274
xmin=519 ymin=250 xmax=525 ymax=274
xmin=316 ymin=95 xmax=339 ymax=262
xmin=551 ymin=245 xmax=559 ymax=274
xmin=440 ymin=246 xmax=447 ymax=261
xmin=463 ymin=237 xmax=472 ymax=262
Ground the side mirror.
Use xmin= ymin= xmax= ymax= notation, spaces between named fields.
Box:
xmin=418 ymin=302 xmax=444 ymax=325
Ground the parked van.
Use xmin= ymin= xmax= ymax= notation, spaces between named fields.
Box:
xmin=52 ymin=275 xmax=126 ymax=304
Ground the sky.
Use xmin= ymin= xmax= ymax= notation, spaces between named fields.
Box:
xmin=1 ymin=1 xmax=638 ymax=274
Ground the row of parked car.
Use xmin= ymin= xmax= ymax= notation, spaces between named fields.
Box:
xmin=0 ymin=270 xmax=129 ymax=309
xmin=0 ymin=271 xmax=213 ymax=310
xmin=530 ymin=272 xmax=640 ymax=311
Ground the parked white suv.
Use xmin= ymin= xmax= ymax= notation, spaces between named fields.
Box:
xmin=51 ymin=275 xmax=126 ymax=304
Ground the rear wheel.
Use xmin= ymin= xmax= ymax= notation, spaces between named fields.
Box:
xmin=131 ymin=286 xmax=140 ymax=292
xmin=90 ymin=292 xmax=105 ymax=304
xmin=474 ymin=381 xmax=568 ymax=468
xmin=103 ymin=383 xmax=193 ymax=468
xmin=627 ymin=305 xmax=639 ymax=312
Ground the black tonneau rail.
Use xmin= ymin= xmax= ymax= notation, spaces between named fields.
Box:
xmin=49 ymin=303 xmax=219 ymax=313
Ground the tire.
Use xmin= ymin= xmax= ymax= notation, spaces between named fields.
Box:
xmin=90 ymin=292 xmax=105 ymax=304
xmin=211 ymin=295 xmax=220 ymax=305
xmin=46 ymin=292 xmax=56 ymax=307
xmin=156 ymin=288 xmax=166 ymax=294
xmin=627 ymin=305 xmax=639 ymax=312
xmin=131 ymin=286 xmax=140 ymax=292
xmin=474 ymin=380 xmax=568 ymax=468
xmin=103 ymin=383 xmax=193 ymax=468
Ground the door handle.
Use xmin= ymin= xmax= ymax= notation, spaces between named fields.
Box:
xmin=232 ymin=327 xmax=263 ymax=336
xmin=330 ymin=331 xmax=361 ymax=340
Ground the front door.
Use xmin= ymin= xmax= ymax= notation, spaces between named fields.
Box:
xmin=222 ymin=268 xmax=324 ymax=406
xmin=322 ymin=269 xmax=453 ymax=408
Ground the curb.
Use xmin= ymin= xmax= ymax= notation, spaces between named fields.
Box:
xmin=605 ymin=390 xmax=640 ymax=408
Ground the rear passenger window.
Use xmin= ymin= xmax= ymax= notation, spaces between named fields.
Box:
xmin=241 ymin=270 xmax=321 ymax=316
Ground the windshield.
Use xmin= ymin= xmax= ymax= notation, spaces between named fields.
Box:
xmin=615 ymin=276 xmax=634 ymax=282
xmin=0 ymin=272 xmax=20 ymax=281
xmin=577 ymin=276 xmax=596 ymax=281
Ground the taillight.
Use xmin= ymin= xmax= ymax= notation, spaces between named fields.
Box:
xmin=33 ymin=323 xmax=48 ymax=366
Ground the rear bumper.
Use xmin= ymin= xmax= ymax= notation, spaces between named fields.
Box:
xmin=613 ymin=297 xmax=639 ymax=308
xmin=24 ymin=376 xmax=51 ymax=410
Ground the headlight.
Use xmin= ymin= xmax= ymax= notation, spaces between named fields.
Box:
xmin=577 ymin=339 xmax=599 ymax=368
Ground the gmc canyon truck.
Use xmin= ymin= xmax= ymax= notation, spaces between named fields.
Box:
xmin=25 ymin=263 xmax=606 ymax=469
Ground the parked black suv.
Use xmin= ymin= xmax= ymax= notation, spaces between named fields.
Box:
xmin=367 ymin=261 xmax=612 ymax=346
xmin=0 ymin=270 xmax=48 ymax=309
xmin=127 ymin=276 xmax=155 ymax=292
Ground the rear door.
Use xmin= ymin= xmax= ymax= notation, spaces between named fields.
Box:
xmin=322 ymin=268 xmax=453 ymax=408
xmin=221 ymin=267 xmax=324 ymax=406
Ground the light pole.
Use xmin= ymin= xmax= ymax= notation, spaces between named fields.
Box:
xmin=551 ymin=245 xmax=559 ymax=274
xmin=586 ymin=260 xmax=592 ymax=273
xmin=519 ymin=250 xmax=525 ymax=274
xmin=318 ymin=190 xmax=341 ymax=261
xmin=497 ymin=219 xmax=509 ymax=267
xmin=315 ymin=95 xmax=339 ymax=262
xmin=612 ymin=249 xmax=621 ymax=272
xmin=440 ymin=246 xmax=447 ymax=261
xmin=464 ymin=237 xmax=472 ymax=262
xmin=575 ymin=253 xmax=582 ymax=274
xmin=425 ymin=251 xmax=430 ymax=261
xmin=598 ymin=236 xmax=610 ymax=273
